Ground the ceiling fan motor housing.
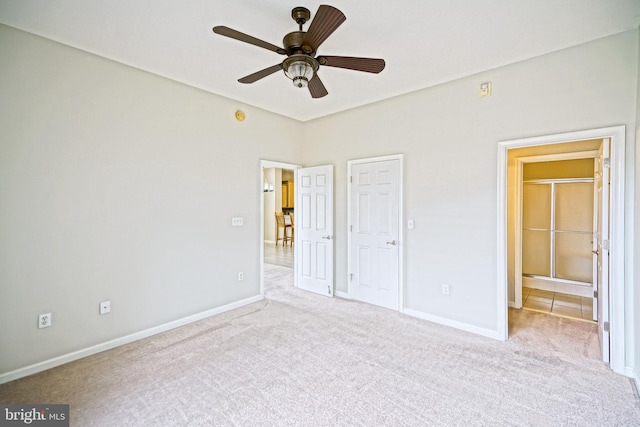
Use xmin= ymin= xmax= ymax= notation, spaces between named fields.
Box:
xmin=283 ymin=31 xmax=315 ymax=56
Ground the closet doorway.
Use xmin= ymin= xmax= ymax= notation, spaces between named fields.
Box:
xmin=517 ymin=153 xmax=597 ymax=320
xmin=497 ymin=125 xmax=627 ymax=375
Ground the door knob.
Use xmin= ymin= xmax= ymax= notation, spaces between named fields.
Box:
xmin=386 ymin=240 xmax=397 ymax=245
xmin=322 ymin=235 xmax=332 ymax=240
xmin=592 ymin=250 xmax=599 ymax=255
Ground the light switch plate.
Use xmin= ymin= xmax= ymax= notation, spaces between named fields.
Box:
xmin=231 ymin=217 xmax=243 ymax=226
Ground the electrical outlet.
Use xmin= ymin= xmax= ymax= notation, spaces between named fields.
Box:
xmin=99 ymin=300 xmax=111 ymax=315
xmin=238 ymin=272 xmax=244 ymax=281
xmin=38 ymin=313 xmax=52 ymax=329
xmin=441 ymin=284 xmax=450 ymax=295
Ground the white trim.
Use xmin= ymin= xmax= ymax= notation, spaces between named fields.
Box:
xmin=259 ymin=160 xmax=300 ymax=298
xmin=0 ymin=295 xmax=262 ymax=385
xmin=335 ymin=290 xmax=350 ymax=299
xmin=514 ymin=157 xmax=523 ymax=309
xmin=402 ymin=308 xmax=503 ymax=341
xmin=631 ymin=368 xmax=639 ymax=391
xmin=497 ymin=144 xmax=509 ymax=341
xmin=346 ymin=154 xmax=404 ymax=311
xmin=497 ymin=125 xmax=629 ymax=375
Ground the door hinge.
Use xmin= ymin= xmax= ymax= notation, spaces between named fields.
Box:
xmin=603 ymin=321 xmax=610 ymax=332
xmin=593 ymin=290 xmax=598 ymax=299
xmin=603 ymin=240 xmax=610 ymax=251
xmin=603 ymin=157 xmax=611 ymax=168
xmin=328 ymin=285 xmax=332 ymax=295
xmin=350 ymin=273 xmax=353 ymax=281
xmin=350 ymin=176 xmax=353 ymax=183
xmin=350 ymin=225 xmax=353 ymax=232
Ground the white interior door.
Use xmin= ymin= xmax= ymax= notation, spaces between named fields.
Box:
xmin=350 ymin=159 xmax=400 ymax=310
xmin=296 ymin=165 xmax=334 ymax=297
xmin=594 ymin=139 xmax=610 ymax=363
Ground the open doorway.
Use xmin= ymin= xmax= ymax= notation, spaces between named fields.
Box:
xmin=260 ymin=161 xmax=336 ymax=299
xmin=260 ymin=161 xmax=299 ymax=298
xmin=497 ymin=126 xmax=627 ymax=375
xmin=511 ymin=144 xmax=600 ymax=321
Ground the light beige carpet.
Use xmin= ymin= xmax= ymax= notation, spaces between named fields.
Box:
xmin=1 ymin=264 xmax=638 ymax=426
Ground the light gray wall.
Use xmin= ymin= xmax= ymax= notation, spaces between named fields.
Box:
xmin=1 ymin=22 xmax=638 ymax=379
xmin=303 ymin=30 xmax=638 ymax=334
xmin=0 ymin=25 xmax=302 ymax=374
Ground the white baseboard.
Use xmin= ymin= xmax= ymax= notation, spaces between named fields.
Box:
xmin=627 ymin=367 xmax=639 ymax=392
xmin=402 ymin=307 xmax=502 ymax=341
xmin=0 ymin=295 xmax=263 ymax=385
xmin=335 ymin=290 xmax=349 ymax=299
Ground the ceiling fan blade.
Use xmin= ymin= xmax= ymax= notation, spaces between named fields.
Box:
xmin=302 ymin=5 xmax=346 ymax=52
xmin=317 ymin=56 xmax=386 ymax=73
xmin=238 ymin=64 xmax=283 ymax=84
xmin=308 ymin=74 xmax=328 ymax=98
xmin=213 ymin=26 xmax=286 ymax=55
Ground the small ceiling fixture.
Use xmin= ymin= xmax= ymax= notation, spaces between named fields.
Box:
xmin=283 ymin=55 xmax=318 ymax=88
xmin=212 ymin=5 xmax=385 ymax=98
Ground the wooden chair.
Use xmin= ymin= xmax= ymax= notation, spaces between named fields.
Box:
xmin=275 ymin=212 xmax=290 ymax=246
xmin=285 ymin=213 xmax=294 ymax=246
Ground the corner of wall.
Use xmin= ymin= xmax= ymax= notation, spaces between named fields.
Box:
xmin=634 ymin=24 xmax=640 ymax=391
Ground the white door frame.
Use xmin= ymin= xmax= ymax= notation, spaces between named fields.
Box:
xmin=497 ymin=125 xmax=628 ymax=376
xmin=347 ymin=154 xmax=404 ymax=311
xmin=259 ymin=160 xmax=300 ymax=299
xmin=513 ymin=150 xmax=599 ymax=309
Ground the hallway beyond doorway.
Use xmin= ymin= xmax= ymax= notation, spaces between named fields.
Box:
xmin=264 ymin=242 xmax=294 ymax=269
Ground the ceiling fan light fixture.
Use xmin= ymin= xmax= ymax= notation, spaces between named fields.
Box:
xmin=213 ymin=5 xmax=383 ymax=98
xmin=283 ymin=55 xmax=318 ymax=89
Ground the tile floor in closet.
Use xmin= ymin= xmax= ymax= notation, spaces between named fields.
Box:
xmin=522 ymin=287 xmax=594 ymax=322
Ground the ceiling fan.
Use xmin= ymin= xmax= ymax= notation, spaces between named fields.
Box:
xmin=212 ymin=5 xmax=386 ymax=98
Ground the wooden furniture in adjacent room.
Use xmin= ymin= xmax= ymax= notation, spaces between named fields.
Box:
xmin=275 ymin=212 xmax=291 ymax=246
xmin=285 ymin=213 xmax=294 ymax=246
xmin=282 ymin=180 xmax=294 ymax=208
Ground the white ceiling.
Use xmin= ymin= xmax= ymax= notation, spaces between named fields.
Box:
xmin=1 ymin=0 xmax=639 ymax=121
